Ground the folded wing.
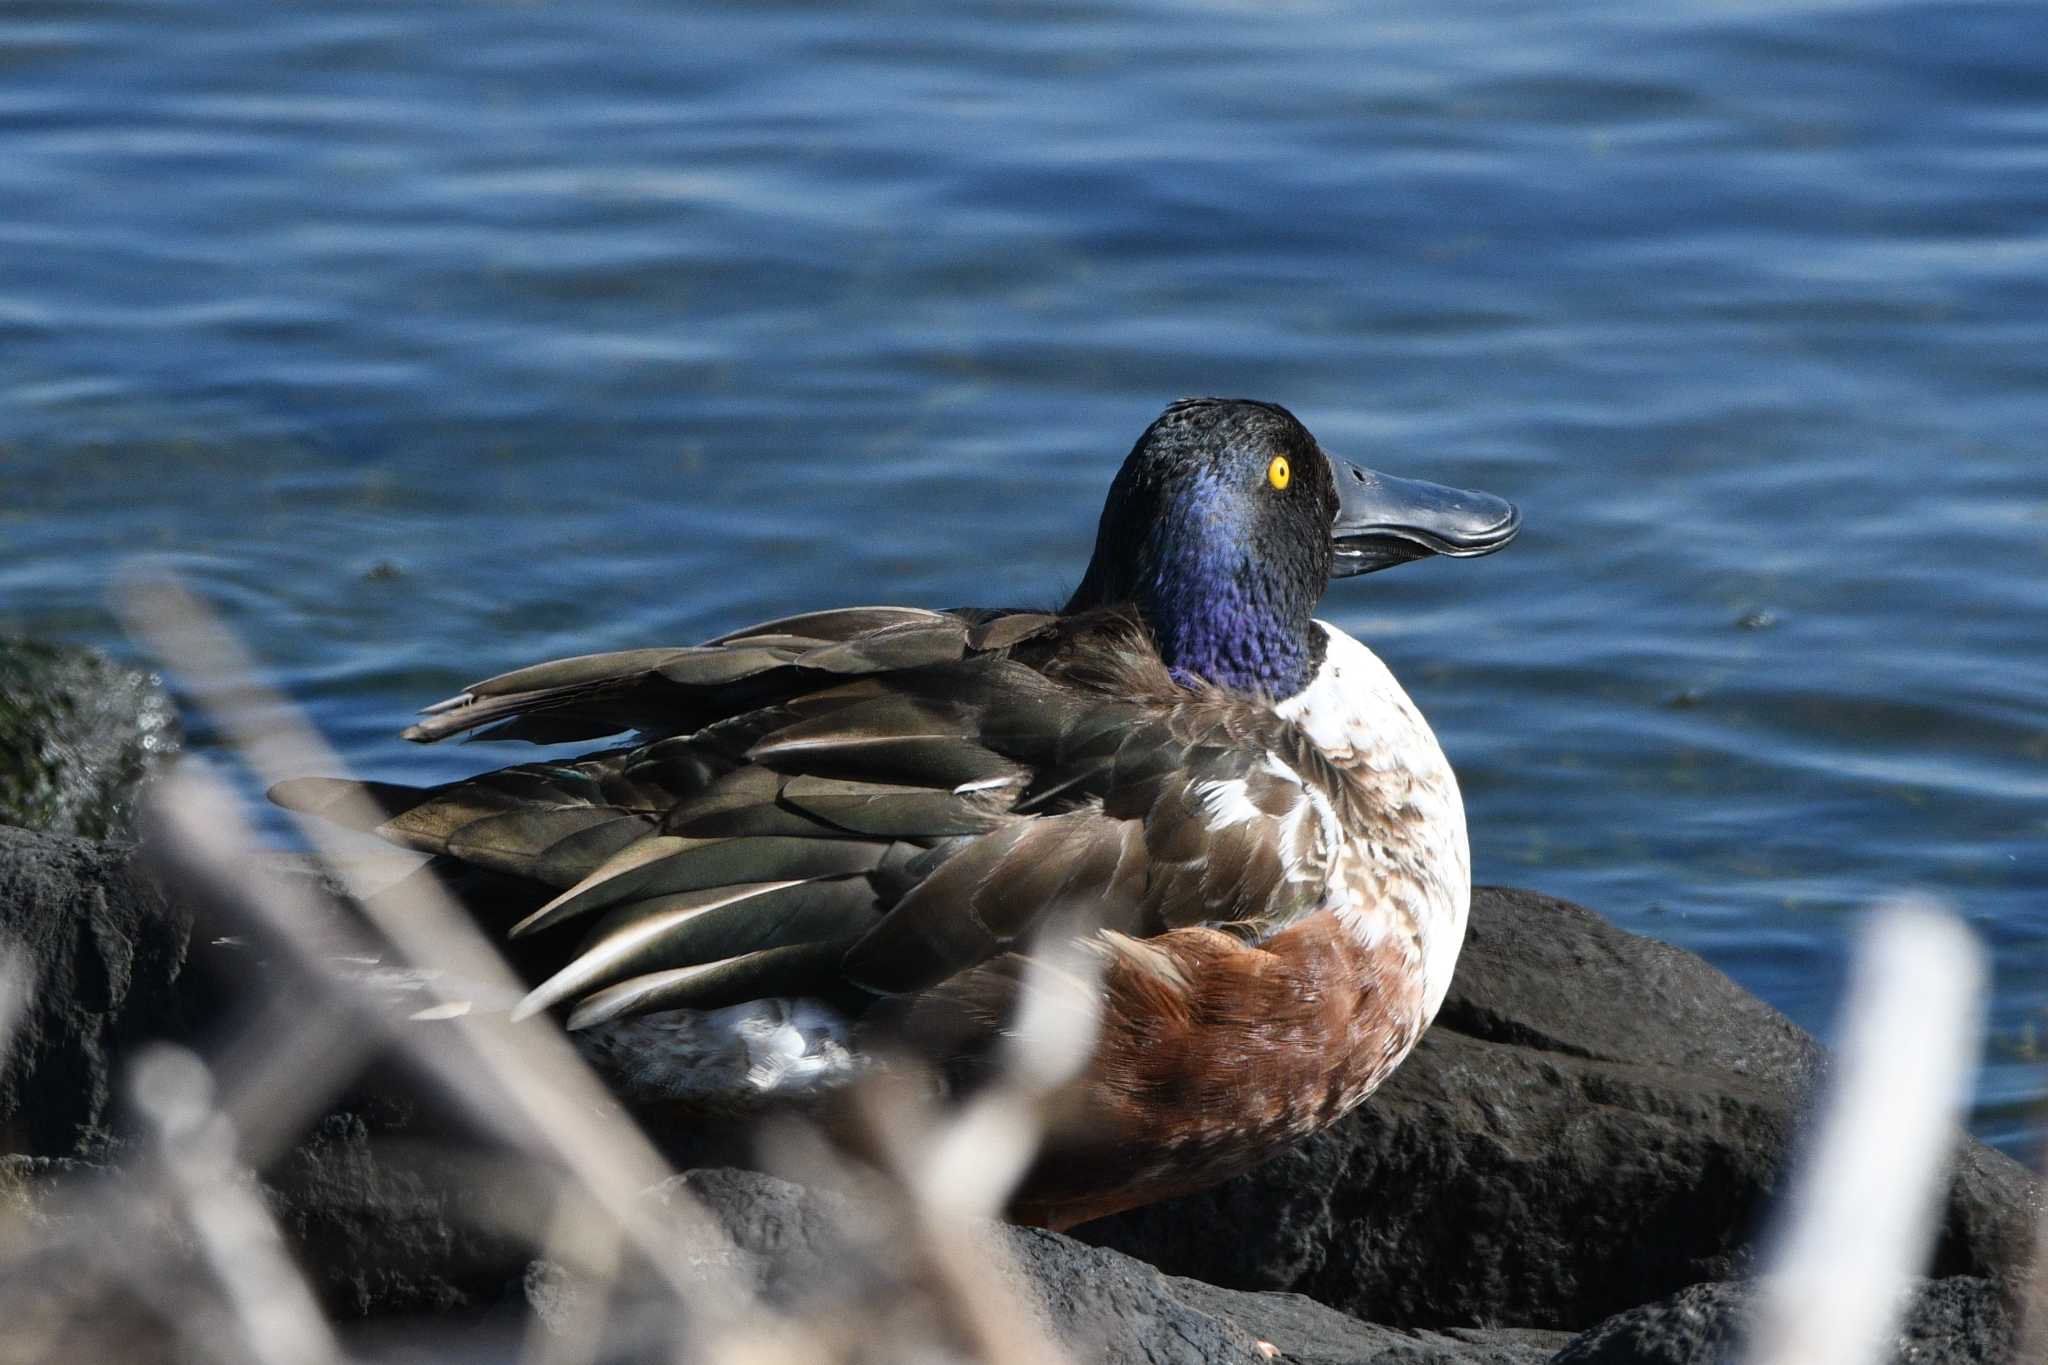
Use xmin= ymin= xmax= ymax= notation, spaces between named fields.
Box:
xmin=270 ymin=606 xmax=1344 ymax=1030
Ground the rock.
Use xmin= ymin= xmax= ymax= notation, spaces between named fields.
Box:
xmin=0 ymin=828 xmax=205 ymax=1157
xmin=656 ymin=1166 xmax=1573 ymax=1365
xmin=1550 ymin=1277 xmax=2015 ymax=1364
xmin=0 ymin=638 xmax=179 ymax=841
xmin=0 ymin=827 xmax=2036 ymax=1346
xmin=0 ymin=830 xmax=485 ymax=1167
xmin=1075 ymin=886 xmax=2042 ymax=1332
xmin=0 ymin=1152 xmax=105 ymax=1228
xmin=0 ymin=828 xmax=532 ymax=1319
xmin=1161 ymin=1277 xmax=1573 ymax=1363
xmin=266 ymin=1109 xmax=534 ymax=1319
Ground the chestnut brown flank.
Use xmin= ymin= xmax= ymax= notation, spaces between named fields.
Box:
xmin=928 ymin=912 xmax=1427 ymax=1231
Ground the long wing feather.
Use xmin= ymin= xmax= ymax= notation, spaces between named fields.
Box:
xmin=273 ymin=605 xmax=1349 ymax=1034
xmin=403 ymin=606 xmax=965 ymax=745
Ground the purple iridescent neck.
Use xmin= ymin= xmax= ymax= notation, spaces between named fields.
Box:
xmin=1067 ymin=469 xmax=1325 ymax=700
xmin=1147 ymin=581 xmax=1319 ymax=697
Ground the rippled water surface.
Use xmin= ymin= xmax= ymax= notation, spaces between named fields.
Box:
xmin=2 ymin=1 xmax=2042 ymax=1154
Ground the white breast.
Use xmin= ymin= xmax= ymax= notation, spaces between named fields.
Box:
xmin=1275 ymin=621 xmax=1471 ymax=1023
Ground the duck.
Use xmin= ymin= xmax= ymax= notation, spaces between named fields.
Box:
xmin=272 ymin=397 xmax=1519 ymax=1229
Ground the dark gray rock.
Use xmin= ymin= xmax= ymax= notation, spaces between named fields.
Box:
xmin=0 ymin=827 xmax=2036 ymax=1346
xmin=0 ymin=638 xmax=179 ymax=841
xmin=638 ymin=1165 xmax=1276 ymax=1361
xmin=1162 ymin=1277 xmax=1572 ymax=1363
xmin=661 ymin=1166 xmax=1571 ymax=1365
xmin=0 ymin=829 xmax=530 ymax=1319
xmin=265 ymin=1109 xmax=535 ymax=1319
xmin=1076 ymin=886 xmax=2042 ymax=1332
xmin=1551 ymin=1277 xmax=2015 ymax=1364
xmin=0 ymin=828 xmax=205 ymax=1157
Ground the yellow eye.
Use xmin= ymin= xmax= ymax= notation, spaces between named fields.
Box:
xmin=1267 ymin=455 xmax=1291 ymax=490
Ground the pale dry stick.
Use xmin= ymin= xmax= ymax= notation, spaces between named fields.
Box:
xmin=697 ymin=946 xmax=1097 ymax=1365
xmin=7 ymin=774 xmax=527 ymax=1265
xmin=838 ymin=947 xmax=1102 ymax=1365
xmin=891 ymin=1174 xmax=1076 ymax=1363
xmin=706 ymin=1087 xmax=1075 ymax=1365
xmin=199 ymin=988 xmax=389 ymax=1164
xmin=143 ymin=772 xmax=616 ymax=1350
xmin=148 ymin=769 xmax=531 ymax=1162
xmin=0 ymin=1170 xmax=258 ymax=1365
xmin=0 ymin=948 xmax=31 ymax=1075
xmin=921 ymin=944 xmax=1103 ymax=1223
xmin=0 ymin=945 xmax=214 ymax=1365
xmin=515 ymin=1186 xmax=628 ymax=1365
xmin=1741 ymin=899 xmax=1986 ymax=1365
xmin=157 ymin=768 xmax=677 ymax=1256
xmin=120 ymin=577 xmax=759 ymax=1344
xmin=157 ymin=757 xmax=712 ymax=1361
xmin=129 ymin=1042 xmax=344 ymax=1365
xmin=894 ymin=959 xmax=1096 ymax=1365
xmin=0 ymin=950 xmax=36 ymax=1275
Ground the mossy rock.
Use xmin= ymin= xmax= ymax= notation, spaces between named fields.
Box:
xmin=0 ymin=639 xmax=180 ymax=839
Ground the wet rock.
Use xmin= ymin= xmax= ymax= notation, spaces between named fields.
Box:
xmin=1550 ymin=1276 xmax=2015 ymax=1364
xmin=1076 ymin=886 xmax=2041 ymax=1332
xmin=0 ymin=638 xmax=179 ymax=841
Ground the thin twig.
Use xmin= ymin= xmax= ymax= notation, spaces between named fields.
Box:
xmin=129 ymin=1043 xmax=344 ymax=1365
xmin=1742 ymin=898 xmax=1986 ymax=1365
xmin=516 ymin=1187 xmax=628 ymax=1365
xmin=0 ymin=949 xmax=32 ymax=1072
xmin=121 ymin=575 xmax=758 ymax=1344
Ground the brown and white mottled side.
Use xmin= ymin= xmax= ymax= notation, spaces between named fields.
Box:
xmin=293 ymin=606 xmax=1474 ymax=1230
xmin=1008 ymin=916 xmax=1428 ymax=1229
xmin=996 ymin=621 xmax=1469 ymax=1229
xmin=1278 ymin=620 xmax=1470 ymax=1024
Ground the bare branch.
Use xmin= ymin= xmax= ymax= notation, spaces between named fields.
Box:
xmin=1742 ymin=898 xmax=1986 ymax=1365
xmin=120 ymin=574 xmax=758 ymax=1341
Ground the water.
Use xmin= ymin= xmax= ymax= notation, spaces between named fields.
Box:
xmin=1 ymin=1 xmax=2042 ymax=1156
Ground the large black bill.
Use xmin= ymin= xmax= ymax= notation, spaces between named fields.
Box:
xmin=1325 ymin=452 xmax=1521 ymax=578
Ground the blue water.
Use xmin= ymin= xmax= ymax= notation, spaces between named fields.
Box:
xmin=1 ymin=2 xmax=2042 ymax=1156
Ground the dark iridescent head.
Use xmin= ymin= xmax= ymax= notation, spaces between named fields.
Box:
xmin=1066 ymin=398 xmax=1519 ymax=699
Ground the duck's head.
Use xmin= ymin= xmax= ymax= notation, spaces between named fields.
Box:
xmin=1066 ymin=398 xmax=1520 ymax=698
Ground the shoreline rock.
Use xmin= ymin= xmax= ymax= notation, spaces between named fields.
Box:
xmin=1076 ymin=886 xmax=2039 ymax=1330
xmin=1551 ymin=1276 xmax=2014 ymax=1364
xmin=661 ymin=1164 xmax=1579 ymax=1364
xmin=0 ymin=638 xmax=180 ymax=843
xmin=0 ymin=827 xmax=202 ymax=1158
xmin=0 ymin=824 xmax=2033 ymax=1360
